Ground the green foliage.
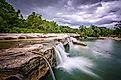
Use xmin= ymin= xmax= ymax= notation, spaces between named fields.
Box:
xmin=78 ymin=25 xmax=114 ymax=37
xmin=79 ymin=25 xmax=87 ymax=37
xmin=0 ymin=0 xmax=120 ymax=38
xmin=114 ymin=21 xmax=121 ymax=37
xmin=0 ymin=0 xmax=24 ymax=32
xmin=90 ymin=25 xmax=101 ymax=37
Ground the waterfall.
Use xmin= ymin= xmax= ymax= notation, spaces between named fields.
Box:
xmin=67 ymin=37 xmax=80 ymax=50
xmin=54 ymin=43 xmax=68 ymax=66
xmin=67 ymin=37 xmax=74 ymax=51
xmin=43 ymin=57 xmax=56 ymax=80
xmin=54 ymin=42 xmax=100 ymax=79
xmin=54 ymin=47 xmax=63 ymax=65
xmin=69 ymin=41 xmax=74 ymax=51
xmin=59 ymin=43 xmax=65 ymax=51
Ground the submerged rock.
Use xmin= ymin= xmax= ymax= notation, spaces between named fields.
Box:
xmin=73 ymin=41 xmax=87 ymax=46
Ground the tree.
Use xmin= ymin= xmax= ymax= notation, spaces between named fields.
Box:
xmin=86 ymin=28 xmax=94 ymax=37
xmin=90 ymin=25 xmax=101 ymax=37
xmin=0 ymin=0 xmax=23 ymax=32
xmin=114 ymin=21 xmax=121 ymax=37
xmin=79 ymin=25 xmax=87 ymax=37
xmin=1 ymin=0 xmax=119 ymax=35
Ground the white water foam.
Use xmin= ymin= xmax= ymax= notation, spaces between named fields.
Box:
xmin=54 ymin=42 xmax=100 ymax=78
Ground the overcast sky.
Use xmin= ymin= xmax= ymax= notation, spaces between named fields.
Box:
xmin=7 ymin=0 xmax=121 ymax=28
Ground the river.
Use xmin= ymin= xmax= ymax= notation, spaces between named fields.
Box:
xmin=44 ymin=39 xmax=121 ymax=80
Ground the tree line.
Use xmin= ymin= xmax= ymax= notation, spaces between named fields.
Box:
xmin=0 ymin=0 xmax=121 ymax=37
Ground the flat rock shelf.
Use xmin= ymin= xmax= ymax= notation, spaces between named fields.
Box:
xmin=0 ymin=33 xmax=85 ymax=80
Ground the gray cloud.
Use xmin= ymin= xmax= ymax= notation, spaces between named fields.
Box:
xmin=71 ymin=0 xmax=100 ymax=6
xmin=7 ymin=0 xmax=62 ymax=17
xmin=7 ymin=0 xmax=121 ymax=28
xmin=96 ymin=19 xmax=117 ymax=25
xmin=70 ymin=0 xmax=118 ymax=7
xmin=8 ymin=0 xmax=60 ymax=8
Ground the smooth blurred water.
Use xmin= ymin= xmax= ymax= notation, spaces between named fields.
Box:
xmin=44 ymin=39 xmax=121 ymax=80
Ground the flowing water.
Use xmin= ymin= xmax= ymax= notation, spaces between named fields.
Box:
xmin=44 ymin=39 xmax=121 ymax=80
xmin=43 ymin=57 xmax=56 ymax=80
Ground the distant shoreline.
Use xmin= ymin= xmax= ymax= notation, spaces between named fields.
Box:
xmin=0 ymin=33 xmax=121 ymax=41
xmin=79 ymin=37 xmax=121 ymax=41
xmin=95 ymin=37 xmax=121 ymax=41
xmin=99 ymin=37 xmax=121 ymax=41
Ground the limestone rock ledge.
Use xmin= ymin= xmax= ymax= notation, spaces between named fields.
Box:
xmin=0 ymin=37 xmax=68 ymax=80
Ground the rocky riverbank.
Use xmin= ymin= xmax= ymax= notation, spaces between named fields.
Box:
xmin=0 ymin=33 xmax=79 ymax=40
xmin=0 ymin=33 xmax=86 ymax=80
xmin=0 ymin=36 xmax=67 ymax=80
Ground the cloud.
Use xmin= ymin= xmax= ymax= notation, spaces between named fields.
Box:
xmin=8 ymin=0 xmax=60 ymax=8
xmin=7 ymin=0 xmax=121 ymax=28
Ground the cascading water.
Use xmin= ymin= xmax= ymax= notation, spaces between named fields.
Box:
xmin=45 ymin=39 xmax=121 ymax=80
xmin=54 ymin=39 xmax=100 ymax=79
xmin=43 ymin=57 xmax=56 ymax=80
xmin=67 ymin=37 xmax=74 ymax=50
xmin=59 ymin=43 xmax=65 ymax=51
xmin=54 ymin=43 xmax=68 ymax=66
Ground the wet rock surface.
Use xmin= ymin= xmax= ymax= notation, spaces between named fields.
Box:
xmin=0 ymin=33 xmax=86 ymax=80
xmin=0 ymin=36 xmax=69 ymax=80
